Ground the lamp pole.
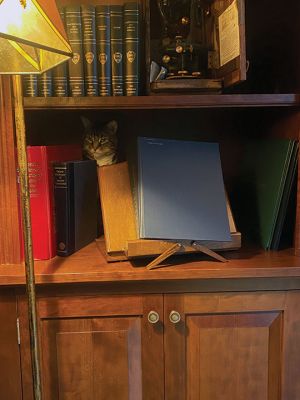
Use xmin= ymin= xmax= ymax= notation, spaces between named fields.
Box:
xmin=12 ymin=74 xmax=42 ymax=400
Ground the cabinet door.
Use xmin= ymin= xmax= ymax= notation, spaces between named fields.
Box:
xmin=0 ymin=291 xmax=22 ymax=399
xmin=19 ymin=293 xmax=164 ymax=400
xmin=165 ymin=291 xmax=300 ymax=400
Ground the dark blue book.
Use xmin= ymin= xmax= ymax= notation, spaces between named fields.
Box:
xmin=53 ymin=7 xmax=68 ymax=97
xmin=65 ymin=5 xmax=85 ymax=96
xmin=81 ymin=5 xmax=98 ymax=96
xmin=96 ymin=5 xmax=112 ymax=96
xmin=124 ymin=2 xmax=141 ymax=96
xmin=23 ymin=75 xmax=38 ymax=97
xmin=37 ymin=71 xmax=53 ymax=97
xmin=110 ymin=5 xmax=123 ymax=96
xmin=138 ymin=137 xmax=231 ymax=241
xmin=53 ymin=159 xmax=98 ymax=256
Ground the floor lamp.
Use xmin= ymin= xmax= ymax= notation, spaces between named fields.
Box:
xmin=0 ymin=1 xmax=72 ymax=399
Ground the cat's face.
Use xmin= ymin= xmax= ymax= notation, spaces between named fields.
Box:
xmin=82 ymin=117 xmax=118 ymax=166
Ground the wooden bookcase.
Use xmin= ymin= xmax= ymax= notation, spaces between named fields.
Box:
xmin=1 ymin=0 xmax=300 ymax=399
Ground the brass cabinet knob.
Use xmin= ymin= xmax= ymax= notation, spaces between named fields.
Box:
xmin=169 ymin=310 xmax=181 ymax=324
xmin=148 ymin=311 xmax=160 ymax=324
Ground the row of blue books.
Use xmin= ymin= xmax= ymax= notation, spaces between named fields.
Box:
xmin=23 ymin=2 xmax=141 ymax=97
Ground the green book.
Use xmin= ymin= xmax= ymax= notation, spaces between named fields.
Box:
xmin=271 ymin=142 xmax=298 ymax=249
xmin=238 ymin=138 xmax=297 ymax=249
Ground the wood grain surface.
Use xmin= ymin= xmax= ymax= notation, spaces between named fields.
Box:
xmin=2 ymin=241 xmax=300 ymax=285
xmin=0 ymin=290 xmax=22 ymax=399
xmin=19 ymin=293 xmax=164 ymax=400
xmin=164 ymin=291 xmax=300 ymax=400
xmin=24 ymin=94 xmax=300 ymax=110
xmin=0 ymin=76 xmax=21 ymax=264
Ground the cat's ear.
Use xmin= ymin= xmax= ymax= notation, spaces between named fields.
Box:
xmin=105 ymin=120 xmax=118 ymax=136
xmin=81 ymin=115 xmax=92 ymax=131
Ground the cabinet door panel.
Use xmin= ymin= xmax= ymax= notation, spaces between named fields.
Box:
xmin=165 ymin=291 xmax=300 ymax=400
xmin=0 ymin=291 xmax=22 ymax=399
xmin=19 ymin=293 xmax=164 ymax=400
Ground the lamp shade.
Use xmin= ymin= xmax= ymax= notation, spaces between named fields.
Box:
xmin=0 ymin=0 xmax=72 ymax=74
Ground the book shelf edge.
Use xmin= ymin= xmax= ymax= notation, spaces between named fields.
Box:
xmin=23 ymin=94 xmax=300 ymax=110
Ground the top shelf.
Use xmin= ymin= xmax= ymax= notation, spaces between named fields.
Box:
xmin=23 ymin=94 xmax=300 ymax=111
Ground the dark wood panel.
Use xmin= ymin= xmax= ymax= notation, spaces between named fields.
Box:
xmin=0 ymin=291 xmax=22 ymax=400
xmin=46 ymin=318 xmax=141 ymax=399
xmin=19 ymin=293 xmax=164 ymax=400
xmin=186 ymin=313 xmax=281 ymax=400
xmin=0 ymin=76 xmax=21 ymax=264
xmin=164 ymin=291 xmax=300 ymax=400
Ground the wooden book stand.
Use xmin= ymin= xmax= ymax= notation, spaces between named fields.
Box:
xmin=98 ymin=162 xmax=241 ymax=269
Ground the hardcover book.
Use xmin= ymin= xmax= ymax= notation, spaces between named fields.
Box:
xmin=38 ymin=71 xmax=53 ymax=97
xmin=110 ymin=5 xmax=124 ymax=96
xmin=53 ymin=160 xmax=98 ymax=257
xmin=53 ymin=7 xmax=68 ymax=97
xmin=96 ymin=5 xmax=112 ymax=96
xmin=124 ymin=2 xmax=141 ymax=96
xmin=271 ymin=142 xmax=298 ymax=249
xmin=65 ymin=5 xmax=85 ymax=96
xmin=21 ymin=145 xmax=82 ymax=260
xmin=23 ymin=75 xmax=38 ymax=97
xmin=238 ymin=138 xmax=298 ymax=250
xmin=137 ymin=137 xmax=231 ymax=241
xmin=81 ymin=5 xmax=98 ymax=96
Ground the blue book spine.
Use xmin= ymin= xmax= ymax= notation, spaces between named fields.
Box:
xmin=81 ymin=5 xmax=98 ymax=96
xmin=65 ymin=5 xmax=85 ymax=97
xmin=38 ymin=71 xmax=53 ymax=97
xmin=124 ymin=2 xmax=141 ymax=96
xmin=23 ymin=75 xmax=38 ymax=97
xmin=96 ymin=5 xmax=112 ymax=96
xmin=53 ymin=162 xmax=75 ymax=256
xmin=53 ymin=7 xmax=68 ymax=97
xmin=110 ymin=5 xmax=124 ymax=96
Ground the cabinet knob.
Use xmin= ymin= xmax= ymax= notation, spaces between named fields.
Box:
xmin=169 ymin=310 xmax=181 ymax=324
xmin=148 ymin=311 xmax=160 ymax=324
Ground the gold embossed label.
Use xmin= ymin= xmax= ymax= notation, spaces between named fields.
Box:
xmin=127 ymin=51 xmax=136 ymax=63
xmin=58 ymin=242 xmax=66 ymax=251
xmin=99 ymin=53 xmax=107 ymax=65
xmin=72 ymin=53 xmax=80 ymax=65
xmin=113 ymin=52 xmax=122 ymax=64
xmin=85 ymin=52 xmax=94 ymax=64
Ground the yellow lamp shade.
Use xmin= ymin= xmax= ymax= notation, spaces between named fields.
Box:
xmin=0 ymin=0 xmax=72 ymax=74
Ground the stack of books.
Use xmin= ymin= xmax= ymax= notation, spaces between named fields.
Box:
xmin=235 ymin=138 xmax=299 ymax=250
xmin=19 ymin=145 xmax=98 ymax=260
xmin=23 ymin=2 xmax=141 ymax=97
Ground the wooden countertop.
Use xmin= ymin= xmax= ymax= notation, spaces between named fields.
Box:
xmin=1 ymin=242 xmax=300 ymax=286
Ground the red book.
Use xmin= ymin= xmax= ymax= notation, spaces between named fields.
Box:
xmin=20 ymin=145 xmax=82 ymax=260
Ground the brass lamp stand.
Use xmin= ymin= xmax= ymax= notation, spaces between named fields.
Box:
xmin=0 ymin=1 xmax=72 ymax=398
xmin=12 ymin=74 xmax=42 ymax=399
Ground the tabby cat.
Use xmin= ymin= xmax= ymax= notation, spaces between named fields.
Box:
xmin=81 ymin=116 xmax=118 ymax=167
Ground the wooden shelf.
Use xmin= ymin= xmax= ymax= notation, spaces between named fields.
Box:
xmin=1 ymin=241 xmax=300 ymax=286
xmin=23 ymin=94 xmax=300 ymax=110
